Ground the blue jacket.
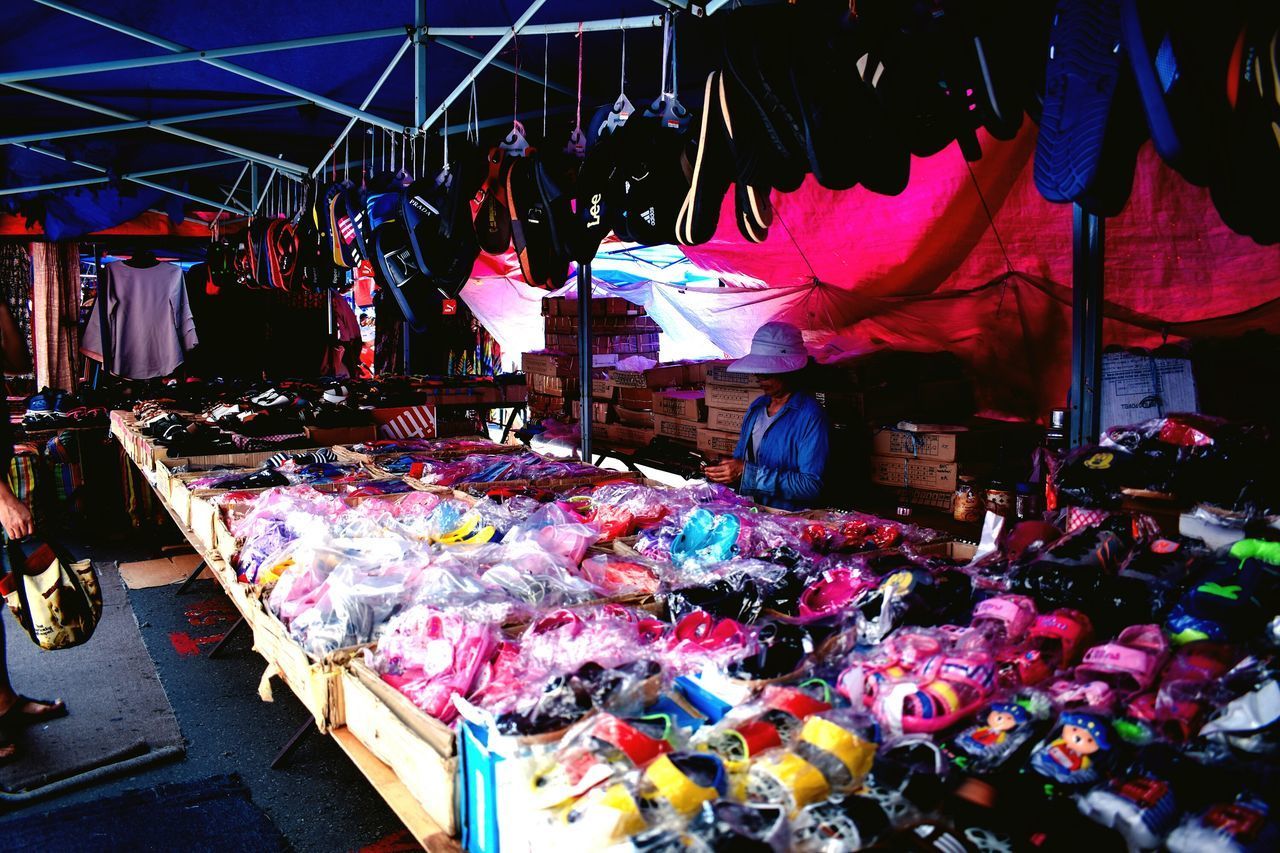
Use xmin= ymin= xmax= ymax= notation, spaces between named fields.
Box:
xmin=733 ymin=391 xmax=830 ymax=510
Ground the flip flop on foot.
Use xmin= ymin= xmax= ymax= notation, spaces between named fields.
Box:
xmin=0 ymin=695 xmax=68 ymax=727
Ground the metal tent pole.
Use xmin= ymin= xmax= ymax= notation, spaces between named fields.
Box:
xmin=1069 ymin=204 xmax=1105 ymax=448
xmin=33 ymin=0 xmax=407 ymax=134
xmin=4 ymin=82 xmax=309 ymax=176
xmin=403 ymin=0 xmax=428 ymax=376
xmin=577 ymin=264 xmax=593 ymax=461
xmin=0 ymin=27 xmax=409 ymax=84
xmin=20 ymin=145 xmax=246 ymax=214
xmin=0 ymin=157 xmax=243 ymax=197
xmin=418 ymin=0 xmax=550 ymax=134
xmin=0 ymin=99 xmax=309 ymax=147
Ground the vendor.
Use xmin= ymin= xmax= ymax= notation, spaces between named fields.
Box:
xmin=704 ymin=322 xmax=830 ymax=509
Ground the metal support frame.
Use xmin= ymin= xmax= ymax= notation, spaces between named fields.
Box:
xmin=22 ymin=145 xmax=248 ymax=214
xmin=434 ymin=38 xmax=575 ymax=97
xmin=0 ymin=99 xmax=309 ymax=147
xmin=1069 ymin=203 xmax=1105 ymax=448
xmin=0 ymin=156 xmax=242 ymax=197
xmin=403 ymin=0 xmax=428 ymax=374
xmin=577 ymin=263 xmax=593 ymax=461
xmin=311 ymin=36 xmax=413 ymax=178
xmin=271 ymin=719 xmax=315 ymax=769
xmin=421 ymin=15 xmax=663 ymax=38
xmin=4 ymin=82 xmax=308 ymax=176
xmin=206 ymin=615 xmax=247 ymax=659
xmin=0 ymin=27 xmax=410 ymax=84
xmin=419 ymin=0 xmax=550 ymax=134
xmin=175 ymin=560 xmax=207 ymax=595
xmin=34 ymin=0 xmax=408 ymax=134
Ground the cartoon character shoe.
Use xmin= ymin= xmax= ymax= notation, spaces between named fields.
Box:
xmin=946 ymin=692 xmax=1052 ymax=775
xmin=1026 ymin=711 xmax=1114 ymax=791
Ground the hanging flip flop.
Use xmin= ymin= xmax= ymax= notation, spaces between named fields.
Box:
xmin=676 ymin=70 xmax=735 ymax=246
xmin=1034 ymin=0 xmax=1149 ymax=216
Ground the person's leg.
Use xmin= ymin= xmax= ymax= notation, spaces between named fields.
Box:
xmin=0 ymin=601 xmax=66 ymax=724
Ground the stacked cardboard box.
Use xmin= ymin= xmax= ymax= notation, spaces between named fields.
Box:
xmin=697 ymin=362 xmax=755 ymax=460
xmin=867 ymin=420 xmax=1041 ymax=513
xmin=525 ymin=297 xmax=662 ymax=424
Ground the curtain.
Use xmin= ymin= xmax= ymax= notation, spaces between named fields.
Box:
xmin=31 ymin=242 xmax=80 ymax=392
xmin=0 ymin=246 xmax=32 ymax=379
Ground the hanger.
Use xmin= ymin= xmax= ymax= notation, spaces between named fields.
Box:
xmin=599 ymin=26 xmax=635 ymax=137
xmin=644 ymin=12 xmax=690 ymax=131
xmin=124 ymin=248 xmax=159 ymax=268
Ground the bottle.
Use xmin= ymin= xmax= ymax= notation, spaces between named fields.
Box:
xmin=984 ymin=480 xmax=1013 ymax=518
xmin=1015 ymin=482 xmax=1041 ymax=521
xmin=953 ymin=476 xmax=983 ymax=523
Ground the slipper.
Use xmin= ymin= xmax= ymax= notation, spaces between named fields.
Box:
xmin=324 ymin=181 xmax=351 ymax=268
xmin=877 ymin=653 xmax=996 ymax=734
xmin=373 ymin=221 xmax=430 ymax=333
xmin=474 ymin=146 xmax=513 ymax=255
xmin=400 ymin=175 xmax=446 ymax=276
xmin=507 ymin=155 xmax=566 ymax=289
xmin=532 ymin=148 xmax=578 ymax=261
xmin=572 ymin=131 xmax=619 ymax=263
xmin=1034 ymin=0 xmax=1148 ymax=216
xmin=676 ymin=71 xmax=735 ymax=245
xmin=344 ymin=184 xmax=372 ymax=262
xmin=0 ymin=695 xmax=68 ymax=727
xmin=1069 ymin=622 xmax=1170 ymax=699
xmin=719 ymin=5 xmax=809 ymax=192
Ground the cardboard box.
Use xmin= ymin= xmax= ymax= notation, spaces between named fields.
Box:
xmin=869 ymin=455 xmax=960 ymax=492
xmin=613 ymin=405 xmax=655 ymax=428
xmin=304 ymin=424 xmax=377 ymax=446
xmin=705 ymin=383 xmax=756 ymax=412
xmin=696 ymin=428 xmax=738 ymax=459
xmin=521 ymin=350 xmax=574 ymax=376
xmin=705 ymin=361 xmax=756 ymax=387
xmin=652 ymin=389 xmax=707 ymax=422
xmin=525 ymin=373 xmax=577 ymax=397
xmin=654 ymin=414 xmax=699 ymax=444
xmin=872 ymin=428 xmax=963 ymax=462
xmin=706 ymin=407 xmax=746 ymax=433
xmin=609 ymin=362 xmax=690 ymax=390
xmin=615 ymin=386 xmax=654 ymax=408
xmin=598 ymin=423 xmax=653 ymax=447
xmin=1100 ymin=351 xmax=1199 ymax=434
xmin=876 ymin=485 xmax=956 ymax=513
xmin=570 ymin=400 xmax=611 ymax=424
xmin=591 ymin=376 xmax=614 ymax=400
xmin=542 ymin=296 xmax=641 ymax=317
xmin=372 ymin=405 xmax=437 ymax=440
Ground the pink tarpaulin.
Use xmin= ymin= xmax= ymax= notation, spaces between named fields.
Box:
xmin=461 ymin=126 xmax=1280 ymax=421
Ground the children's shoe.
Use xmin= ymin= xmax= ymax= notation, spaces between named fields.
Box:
xmin=1026 ymin=711 xmax=1114 ymax=791
xmin=1166 ymin=797 xmax=1279 ymax=853
xmin=1079 ymin=772 xmax=1181 ymax=850
xmin=792 ymin=794 xmax=890 ymax=852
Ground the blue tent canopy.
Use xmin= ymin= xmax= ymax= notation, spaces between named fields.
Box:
xmin=0 ymin=0 xmax=722 ymax=238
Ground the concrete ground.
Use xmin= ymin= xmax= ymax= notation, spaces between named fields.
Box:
xmin=1 ymin=531 xmax=411 ymax=853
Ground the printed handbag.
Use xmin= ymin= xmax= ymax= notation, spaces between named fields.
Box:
xmin=0 ymin=537 xmax=101 ymax=651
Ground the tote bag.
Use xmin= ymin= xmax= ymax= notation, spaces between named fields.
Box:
xmin=0 ymin=537 xmax=101 ymax=651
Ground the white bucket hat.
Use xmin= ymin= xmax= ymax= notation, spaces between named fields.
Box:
xmin=726 ymin=322 xmax=809 ymax=374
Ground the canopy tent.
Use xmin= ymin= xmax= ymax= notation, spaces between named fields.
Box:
xmin=0 ymin=0 xmax=718 ymax=237
xmin=2 ymin=0 xmax=1278 ymax=449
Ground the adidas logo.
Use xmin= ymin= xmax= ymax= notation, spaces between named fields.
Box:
xmin=641 ymin=208 xmax=657 ymax=227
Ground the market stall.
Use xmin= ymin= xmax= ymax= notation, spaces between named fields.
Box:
xmin=3 ymin=0 xmax=1280 ymax=851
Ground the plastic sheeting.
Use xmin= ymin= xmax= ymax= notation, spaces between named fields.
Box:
xmin=468 ymin=128 xmax=1280 ymax=420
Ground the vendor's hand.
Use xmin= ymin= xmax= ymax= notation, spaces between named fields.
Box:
xmin=704 ymin=458 xmax=744 ymax=485
xmin=0 ymin=491 xmax=33 ymax=540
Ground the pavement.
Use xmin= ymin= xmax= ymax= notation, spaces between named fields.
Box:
xmin=0 ymin=532 xmax=411 ymax=853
